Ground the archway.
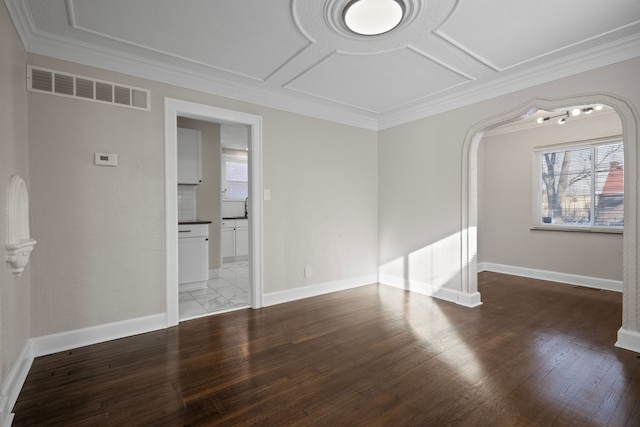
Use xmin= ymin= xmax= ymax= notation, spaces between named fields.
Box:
xmin=461 ymin=93 xmax=639 ymax=353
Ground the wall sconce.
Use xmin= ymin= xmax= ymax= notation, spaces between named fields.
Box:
xmin=6 ymin=175 xmax=36 ymax=277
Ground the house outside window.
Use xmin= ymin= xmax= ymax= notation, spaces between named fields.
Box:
xmin=534 ymin=139 xmax=624 ymax=231
xmin=222 ymin=154 xmax=248 ymax=200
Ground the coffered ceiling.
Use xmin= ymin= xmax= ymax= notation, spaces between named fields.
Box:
xmin=5 ymin=0 xmax=640 ymax=129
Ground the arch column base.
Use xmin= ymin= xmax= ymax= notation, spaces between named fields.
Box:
xmin=615 ymin=328 xmax=640 ymax=353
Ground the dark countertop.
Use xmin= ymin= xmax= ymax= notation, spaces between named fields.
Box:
xmin=178 ymin=219 xmax=212 ymax=225
xmin=223 ymin=216 xmax=248 ymax=220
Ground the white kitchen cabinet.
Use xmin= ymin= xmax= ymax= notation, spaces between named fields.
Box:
xmin=222 ymin=219 xmax=248 ymax=260
xmin=221 ymin=226 xmax=235 ymax=258
xmin=177 ymin=128 xmax=202 ymax=184
xmin=235 ymin=220 xmax=249 ymax=257
xmin=178 ymin=224 xmax=209 ymax=285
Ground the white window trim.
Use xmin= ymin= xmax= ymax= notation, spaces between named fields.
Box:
xmin=222 ymin=153 xmax=248 ymax=201
xmin=532 ymin=136 xmax=624 ymax=233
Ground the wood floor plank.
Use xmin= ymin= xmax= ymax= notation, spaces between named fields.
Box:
xmin=13 ymin=272 xmax=640 ymax=426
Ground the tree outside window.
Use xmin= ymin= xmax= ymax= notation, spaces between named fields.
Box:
xmin=537 ymin=140 xmax=623 ymax=229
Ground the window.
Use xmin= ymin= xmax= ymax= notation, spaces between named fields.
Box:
xmin=222 ymin=155 xmax=248 ymax=200
xmin=535 ymin=139 xmax=624 ymax=230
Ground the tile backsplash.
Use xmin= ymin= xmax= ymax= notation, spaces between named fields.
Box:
xmin=178 ymin=185 xmax=197 ymax=221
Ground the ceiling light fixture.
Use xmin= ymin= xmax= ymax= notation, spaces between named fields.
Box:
xmin=536 ymin=106 xmax=602 ymax=125
xmin=343 ymin=0 xmax=405 ymax=36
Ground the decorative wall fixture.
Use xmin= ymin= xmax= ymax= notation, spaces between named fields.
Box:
xmin=6 ymin=175 xmax=36 ymax=277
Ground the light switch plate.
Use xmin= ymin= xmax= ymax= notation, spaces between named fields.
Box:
xmin=264 ymin=189 xmax=271 ymax=200
xmin=95 ymin=152 xmax=118 ymax=166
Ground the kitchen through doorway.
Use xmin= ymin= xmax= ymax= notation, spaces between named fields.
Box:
xmin=164 ymin=98 xmax=263 ymax=327
xmin=177 ymin=120 xmax=252 ymax=321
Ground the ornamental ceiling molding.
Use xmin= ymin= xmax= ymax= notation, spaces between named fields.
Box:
xmin=5 ymin=0 xmax=640 ymax=131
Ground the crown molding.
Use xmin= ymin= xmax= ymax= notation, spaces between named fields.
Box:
xmin=3 ymin=0 xmax=35 ymax=47
xmin=6 ymin=0 xmax=640 ymax=131
xmin=377 ymin=33 xmax=640 ymax=129
xmin=23 ymin=32 xmax=380 ymax=130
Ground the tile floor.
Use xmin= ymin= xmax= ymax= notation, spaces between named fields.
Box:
xmin=179 ymin=261 xmax=250 ymax=321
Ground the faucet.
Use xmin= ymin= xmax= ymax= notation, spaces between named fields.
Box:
xmin=244 ymin=196 xmax=249 ymax=218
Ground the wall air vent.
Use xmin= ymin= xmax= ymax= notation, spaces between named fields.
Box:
xmin=27 ymin=65 xmax=150 ymax=111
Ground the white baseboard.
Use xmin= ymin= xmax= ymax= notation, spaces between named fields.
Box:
xmin=31 ymin=313 xmax=168 ymax=358
xmin=1 ymin=313 xmax=168 ymax=425
xmin=378 ymin=275 xmax=482 ymax=308
xmin=478 ymin=262 xmax=622 ymax=292
xmin=616 ymin=328 xmax=640 ymax=354
xmin=223 ymin=256 xmax=248 ymax=264
xmin=1 ymin=341 xmax=33 ymax=427
xmin=263 ymin=275 xmax=378 ymax=307
xmin=179 ymin=281 xmax=208 ymax=292
xmin=209 ymin=268 xmax=222 ymax=279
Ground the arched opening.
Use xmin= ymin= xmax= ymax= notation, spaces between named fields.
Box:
xmin=461 ymin=94 xmax=639 ymax=353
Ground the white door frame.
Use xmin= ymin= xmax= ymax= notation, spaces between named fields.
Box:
xmin=164 ymin=98 xmax=263 ymax=326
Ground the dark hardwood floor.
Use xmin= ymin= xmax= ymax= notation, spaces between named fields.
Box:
xmin=13 ymin=272 xmax=640 ymax=426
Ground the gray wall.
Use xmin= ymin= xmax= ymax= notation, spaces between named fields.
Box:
xmin=0 ymin=2 xmax=30 ymax=384
xmin=26 ymin=54 xmax=379 ymax=337
xmin=478 ymin=111 xmax=623 ymax=280
xmin=378 ymin=58 xmax=639 ymax=293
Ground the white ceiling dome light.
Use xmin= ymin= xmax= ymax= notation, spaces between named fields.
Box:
xmin=343 ymin=0 xmax=406 ymax=36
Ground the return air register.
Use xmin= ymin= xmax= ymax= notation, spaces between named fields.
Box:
xmin=27 ymin=65 xmax=150 ymax=111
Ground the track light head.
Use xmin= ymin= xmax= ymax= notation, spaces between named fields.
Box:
xmin=536 ymin=105 xmax=604 ymax=125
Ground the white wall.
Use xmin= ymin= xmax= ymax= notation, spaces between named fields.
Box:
xmin=262 ymin=112 xmax=379 ymax=292
xmin=378 ymin=118 xmax=465 ymax=295
xmin=478 ymin=111 xmax=623 ymax=281
xmin=26 ymin=54 xmax=379 ymax=337
xmin=0 ymin=1 xmax=30 ymax=386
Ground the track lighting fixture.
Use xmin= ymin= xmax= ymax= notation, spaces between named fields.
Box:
xmin=536 ymin=112 xmax=569 ymax=125
xmin=536 ymin=105 xmax=603 ymax=125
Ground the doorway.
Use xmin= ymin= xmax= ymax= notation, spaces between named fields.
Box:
xmin=461 ymin=94 xmax=639 ymax=353
xmin=164 ymin=98 xmax=263 ymax=326
xmin=478 ymin=105 xmax=624 ymax=287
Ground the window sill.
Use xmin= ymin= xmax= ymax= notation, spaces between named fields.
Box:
xmin=531 ymin=225 xmax=623 ymax=234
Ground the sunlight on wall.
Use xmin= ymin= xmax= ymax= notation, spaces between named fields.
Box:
xmin=408 ymin=231 xmax=462 ymax=290
xmin=379 ymin=231 xmax=464 ymax=292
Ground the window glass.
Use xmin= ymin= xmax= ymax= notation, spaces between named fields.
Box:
xmin=223 ymin=156 xmax=248 ymax=200
xmin=594 ymin=142 xmax=624 ymax=227
xmin=536 ymin=140 xmax=623 ymax=229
